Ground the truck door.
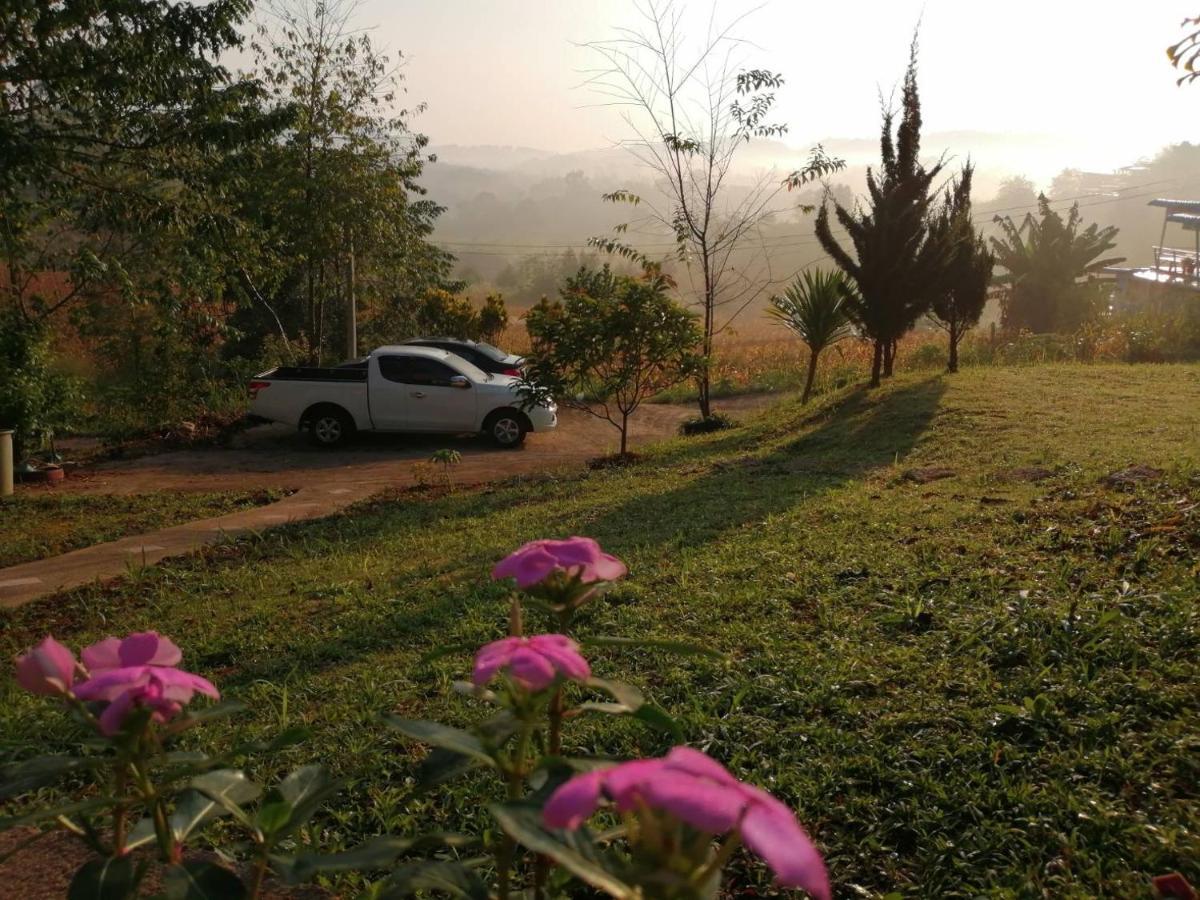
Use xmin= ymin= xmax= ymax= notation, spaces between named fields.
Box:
xmin=371 ymin=355 xmax=477 ymax=433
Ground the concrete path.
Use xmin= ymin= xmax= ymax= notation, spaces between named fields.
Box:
xmin=0 ymin=396 xmax=779 ymax=609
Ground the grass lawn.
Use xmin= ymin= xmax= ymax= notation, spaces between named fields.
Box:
xmin=0 ymin=490 xmax=285 ymax=568
xmin=2 ymin=364 xmax=1198 ymax=896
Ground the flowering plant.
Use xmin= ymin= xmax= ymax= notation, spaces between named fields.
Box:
xmin=6 ymin=537 xmax=830 ymax=898
xmin=4 ymin=632 xmax=337 ymax=899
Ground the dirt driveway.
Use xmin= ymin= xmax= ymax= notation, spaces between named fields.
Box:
xmin=0 ymin=395 xmax=780 ymax=608
xmin=60 ymin=396 xmax=776 ymax=496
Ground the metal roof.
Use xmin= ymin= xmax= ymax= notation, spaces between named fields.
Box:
xmin=1166 ymin=212 xmax=1200 ymax=231
xmin=1148 ymin=198 xmax=1200 ymax=211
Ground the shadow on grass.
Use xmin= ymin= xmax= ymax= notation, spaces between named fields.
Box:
xmin=586 ymin=377 xmax=947 ymax=554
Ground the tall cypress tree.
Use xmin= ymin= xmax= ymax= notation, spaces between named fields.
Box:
xmin=815 ymin=38 xmax=947 ymax=386
xmin=929 ymin=164 xmax=994 ymax=372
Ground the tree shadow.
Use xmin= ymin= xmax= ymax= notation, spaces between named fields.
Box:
xmin=584 ymin=377 xmax=947 ymax=554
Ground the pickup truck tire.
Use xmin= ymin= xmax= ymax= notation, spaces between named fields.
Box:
xmin=303 ymin=404 xmax=355 ymax=448
xmin=483 ymin=409 xmax=529 ymax=448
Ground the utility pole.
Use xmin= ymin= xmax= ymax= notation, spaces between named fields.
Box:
xmin=345 ymin=234 xmax=357 ymax=359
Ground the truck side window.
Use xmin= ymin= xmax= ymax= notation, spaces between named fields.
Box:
xmin=378 ymin=356 xmax=458 ymax=387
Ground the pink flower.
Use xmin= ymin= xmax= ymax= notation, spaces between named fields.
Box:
xmin=472 ymin=634 xmax=591 ymax=692
xmin=543 ymin=747 xmax=829 ymax=900
xmin=74 ymin=666 xmax=219 ymax=735
xmin=14 ymin=637 xmax=77 ymax=696
xmin=492 ymin=537 xmax=627 ymax=590
xmin=82 ymin=632 xmax=182 ymax=672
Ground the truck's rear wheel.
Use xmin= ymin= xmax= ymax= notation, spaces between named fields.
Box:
xmin=484 ymin=410 xmax=528 ymax=448
xmin=305 ymin=406 xmax=354 ymax=447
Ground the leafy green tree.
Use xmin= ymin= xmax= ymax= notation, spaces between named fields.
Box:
xmin=990 ymin=197 xmax=1123 ymax=333
xmin=768 ymin=270 xmax=856 ymax=403
xmin=524 ymin=267 xmax=701 ymax=455
xmin=929 ymin=164 xmax=995 ymax=372
xmin=242 ymin=0 xmax=456 ymax=363
xmin=478 ymin=295 xmax=509 ymax=343
xmin=0 ymin=309 xmax=80 ymax=459
xmin=815 ymin=38 xmax=947 ymax=386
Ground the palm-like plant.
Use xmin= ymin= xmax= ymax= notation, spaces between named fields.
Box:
xmin=768 ymin=269 xmax=857 ymax=403
xmin=990 ymin=197 xmax=1124 ymax=333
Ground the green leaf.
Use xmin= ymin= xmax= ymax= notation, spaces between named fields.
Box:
xmin=289 ymin=833 xmax=474 ymax=880
xmin=582 ymin=636 xmax=725 ymax=659
xmin=414 ymin=747 xmax=484 ymax=794
xmin=0 ymin=797 xmax=114 ymax=831
xmin=169 ymin=699 xmax=247 ymax=729
xmin=0 ymin=755 xmax=101 ymax=800
xmin=164 ymin=860 xmax=247 ymax=900
xmin=585 ymin=677 xmax=645 ymax=710
xmin=378 ymin=859 xmax=489 ymax=899
xmin=190 ymin=769 xmax=261 ymax=828
xmin=632 ymin=704 xmax=684 ymax=741
xmin=171 ymin=769 xmax=261 ymax=842
xmin=382 ymin=717 xmax=495 ymax=765
xmin=491 ymin=805 xmax=636 ymax=898
xmin=256 ymin=764 xmax=342 ymax=841
xmin=67 ymin=856 xmax=138 ymax=900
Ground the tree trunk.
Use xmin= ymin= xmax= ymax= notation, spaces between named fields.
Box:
xmin=947 ymin=322 xmax=960 ymax=373
xmin=697 ymin=371 xmax=711 ymax=419
xmin=882 ymin=339 xmax=895 ymax=377
xmin=801 ymin=347 xmax=820 ymax=404
xmin=619 ymin=411 xmax=629 ymax=455
xmin=870 ymin=339 xmax=883 ymax=387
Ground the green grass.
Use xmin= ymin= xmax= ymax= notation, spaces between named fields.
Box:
xmin=0 ymin=490 xmax=285 ymax=568
xmin=2 ymin=364 xmax=1198 ymax=897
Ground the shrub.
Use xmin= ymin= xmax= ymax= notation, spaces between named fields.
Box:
xmin=680 ymin=412 xmax=739 ymax=436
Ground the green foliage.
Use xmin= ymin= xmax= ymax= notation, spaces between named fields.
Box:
xmin=928 ymin=164 xmax=995 ymax=372
xmin=412 ymin=291 xmax=509 ymax=342
xmin=523 ymin=267 xmax=702 ymax=454
xmin=991 ymin=197 xmax=1124 ymax=333
xmin=679 ymin=413 xmax=739 ymax=436
xmin=0 ymin=309 xmax=81 ymax=458
xmin=768 ymin=269 xmax=857 ymax=402
xmin=240 ymin=0 xmax=458 ymax=363
xmin=815 ymin=38 xmax=947 ymax=386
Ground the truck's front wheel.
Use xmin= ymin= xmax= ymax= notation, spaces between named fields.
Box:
xmin=305 ymin=406 xmax=354 ymax=448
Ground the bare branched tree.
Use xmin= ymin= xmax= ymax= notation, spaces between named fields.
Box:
xmin=583 ymin=0 xmax=842 ymax=418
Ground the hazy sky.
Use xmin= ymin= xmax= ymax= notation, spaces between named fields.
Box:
xmin=343 ymin=0 xmax=1196 ymax=181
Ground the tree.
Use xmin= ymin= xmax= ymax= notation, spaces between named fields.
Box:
xmin=0 ymin=308 xmax=80 ymax=460
xmin=815 ymin=37 xmax=947 ymax=386
xmin=981 ymin=175 xmax=1040 ymax=215
xmin=990 ymin=197 xmax=1124 ymax=333
xmin=584 ymin=1 xmax=842 ymax=419
xmin=767 ymin=270 xmax=856 ymax=403
xmin=1168 ymin=15 xmax=1200 ymax=84
xmin=523 ymin=266 xmax=701 ymax=455
xmin=243 ymin=0 xmax=457 ymax=363
xmin=929 ymin=164 xmax=995 ymax=372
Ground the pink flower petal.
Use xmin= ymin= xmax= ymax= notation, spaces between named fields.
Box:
xmin=506 ymin=646 xmax=558 ymax=691
xmin=97 ymin=689 xmax=138 ymax=736
xmin=662 ymin=746 xmax=739 ymax=786
xmin=527 ymin=635 xmax=591 ymax=682
xmin=14 ymin=637 xmax=77 ymax=696
xmin=640 ymin=772 xmax=745 ymax=833
xmin=739 ymin=791 xmax=830 ymax=900
xmin=543 ymin=770 xmax=605 ymax=829
xmin=81 ymin=637 xmax=122 ymax=672
xmin=472 ymin=637 xmax=520 ymax=686
xmin=118 ymin=632 xmax=182 ymax=668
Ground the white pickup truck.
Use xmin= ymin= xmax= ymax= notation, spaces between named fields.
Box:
xmin=248 ymin=345 xmax=556 ymax=448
